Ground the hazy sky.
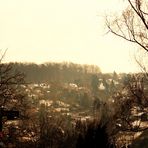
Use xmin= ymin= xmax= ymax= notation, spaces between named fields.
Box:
xmin=0 ymin=0 xmax=141 ymax=73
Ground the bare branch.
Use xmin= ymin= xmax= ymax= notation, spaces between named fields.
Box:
xmin=128 ymin=0 xmax=148 ymax=29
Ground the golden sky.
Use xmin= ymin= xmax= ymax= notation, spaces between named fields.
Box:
xmin=0 ymin=0 xmax=141 ymax=73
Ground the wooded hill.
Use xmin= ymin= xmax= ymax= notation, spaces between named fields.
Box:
xmin=8 ymin=62 xmax=101 ymax=85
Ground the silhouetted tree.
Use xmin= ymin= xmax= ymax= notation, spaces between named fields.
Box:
xmin=106 ymin=1 xmax=148 ymax=146
xmin=109 ymin=74 xmax=148 ymax=147
xmin=91 ymin=74 xmax=100 ymax=96
xmin=107 ymin=0 xmax=148 ymax=53
xmin=0 ymin=51 xmax=26 ymax=109
xmin=76 ymin=120 xmax=114 ymax=148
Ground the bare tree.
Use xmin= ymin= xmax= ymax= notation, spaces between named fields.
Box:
xmin=0 ymin=50 xmax=26 ymax=109
xmin=106 ymin=1 xmax=148 ymax=146
xmin=106 ymin=73 xmax=148 ymax=147
xmin=106 ymin=0 xmax=148 ymax=53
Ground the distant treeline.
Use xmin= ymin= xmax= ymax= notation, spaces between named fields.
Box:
xmin=9 ymin=62 xmax=101 ymax=85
